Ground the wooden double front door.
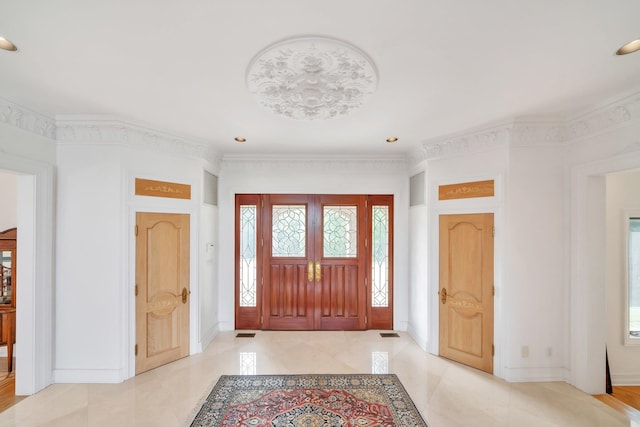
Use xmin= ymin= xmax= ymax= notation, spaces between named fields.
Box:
xmin=236 ymin=194 xmax=393 ymax=331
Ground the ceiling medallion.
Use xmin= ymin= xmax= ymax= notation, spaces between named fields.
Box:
xmin=246 ymin=36 xmax=378 ymax=120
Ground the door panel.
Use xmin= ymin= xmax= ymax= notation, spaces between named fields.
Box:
xmin=136 ymin=212 xmax=190 ymax=374
xmin=439 ymin=213 xmax=493 ymax=373
xmin=263 ymin=195 xmax=315 ymax=330
xmin=315 ymin=195 xmax=366 ymax=330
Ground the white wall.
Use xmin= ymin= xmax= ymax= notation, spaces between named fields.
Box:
xmin=217 ymin=156 xmax=409 ymax=331
xmin=0 ymin=171 xmax=17 ymax=231
xmin=54 ymin=130 xmax=219 ymax=382
xmin=503 ymin=144 xmax=566 ymax=381
xmin=606 ymin=170 xmax=640 ymax=385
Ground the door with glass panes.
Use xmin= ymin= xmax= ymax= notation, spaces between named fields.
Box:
xmin=235 ymin=194 xmax=393 ymax=331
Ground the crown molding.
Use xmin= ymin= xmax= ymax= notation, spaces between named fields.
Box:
xmin=564 ymin=93 xmax=640 ymax=143
xmin=221 ymin=154 xmax=408 ymax=173
xmin=56 ymin=117 xmax=220 ymax=167
xmin=0 ymin=97 xmax=56 ymax=140
xmin=410 ymin=123 xmax=513 ymax=165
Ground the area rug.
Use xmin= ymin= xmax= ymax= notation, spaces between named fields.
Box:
xmin=190 ymin=374 xmax=428 ymax=426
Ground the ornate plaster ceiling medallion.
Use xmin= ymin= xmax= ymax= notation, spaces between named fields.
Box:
xmin=246 ymin=36 xmax=378 ymax=120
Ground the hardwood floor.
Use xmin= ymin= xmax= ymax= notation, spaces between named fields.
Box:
xmin=595 ymin=386 xmax=640 ymax=425
xmin=0 ymin=357 xmax=23 ymax=413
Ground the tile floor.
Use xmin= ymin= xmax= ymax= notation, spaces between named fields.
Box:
xmin=0 ymin=331 xmax=630 ymax=426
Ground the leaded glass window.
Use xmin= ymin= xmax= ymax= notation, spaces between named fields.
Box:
xmin=372 ymin=206 xmax=389 ymax=307
xmin=240 ymin=205 xmax=257 ymax=307
xmin=323 ymin=206 xmax=357 ymax=258
xmin=630 ymin=218 xmax=640 ymax=338
xmin=272 ymin=205 xmax=306 ymax=257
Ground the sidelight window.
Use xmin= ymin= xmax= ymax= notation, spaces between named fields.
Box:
xmin=239 ymin=205 xmax=257 ymax=307
xmin=372 ymin=206 xmax=389 ymax=307
xmin=629 ymin=217 xmax=640 ymax=340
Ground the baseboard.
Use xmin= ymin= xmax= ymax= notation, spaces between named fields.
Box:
xmin=393 ymin=320 xmax=408 ymax=332
xmin=200 ymin=323 xmax=219 ymax=351
xmin=406 ymin=324 xmax=428 ymax=352
xmin=502 ymin=366 xmax=569 ymax=382
xmin=53 ymin=369 xmax=125 ymax=384
xmin=218 ymin=321 xmax=235 ymax=332
xmin=611 ymin=373 xmax=640 ymax=385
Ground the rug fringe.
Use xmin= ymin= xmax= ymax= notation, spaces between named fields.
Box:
xmin=182 ymin=374 xmax=222 ymax=427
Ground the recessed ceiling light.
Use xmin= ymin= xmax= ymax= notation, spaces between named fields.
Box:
xmin=386 ymin=137 xmax=398 ymax=143
xmin=234 ymin=137 xmax=247 ymax=143
xmin=616 ymin=39 xmax=640 ymax=55
xmin=0 ymin=36 xmax=17 ymax=52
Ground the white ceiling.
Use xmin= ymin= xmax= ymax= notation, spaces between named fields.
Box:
xmin=2 ymin=1 xmax=640 ymax=156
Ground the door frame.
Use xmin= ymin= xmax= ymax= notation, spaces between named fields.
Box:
xmin=126 ymin=203 xmax=199 ymax=379
xmin=428 ymin=175 xmax=504 ymax=379
xmin=0 ymin=155 xmax=54 ymax=396
xmin=235 ymin=193 xmax=394 ymax=331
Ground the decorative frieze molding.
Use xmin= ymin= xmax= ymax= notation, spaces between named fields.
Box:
xmin=222 ymin=154 xmax=408 ymax=173
xmin=409 ymin=91 xmax=640 ymax=167
xmin=564 ymin=93 xmax=640 ymax=142
xmin=409 ymin=123 xmax=512 ymax=165
xmin=0 ymin=97 xmax=56 ymax=140
xmin=56 ymin=118 xmax=220 ymax=167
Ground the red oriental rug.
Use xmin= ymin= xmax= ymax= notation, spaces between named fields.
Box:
xmin=189 ymin=374 xmax=428 ymax=426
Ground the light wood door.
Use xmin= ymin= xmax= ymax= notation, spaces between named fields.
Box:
xmin=439 ymin=213 xmax=494 ymax=373
xmin=136 ymin=212 xmax=190 ymax=374
xmin=262 ymin=195 xmax=367 ymax=330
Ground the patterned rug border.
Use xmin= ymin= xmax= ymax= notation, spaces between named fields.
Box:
xmin=189 ymin=373 xmax=428 ymax=426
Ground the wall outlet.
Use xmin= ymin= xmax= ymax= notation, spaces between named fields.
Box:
xmin=521 ymin=345 xmax=529 ymax=358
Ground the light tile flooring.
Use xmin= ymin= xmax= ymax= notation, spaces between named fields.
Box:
xmin=0 ymin=331 xmax=630 ymax=426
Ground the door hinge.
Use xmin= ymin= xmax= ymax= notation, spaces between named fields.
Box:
xmin=365 ymin=315 xmax=368 ymax=326
xmin=365 ymin=238 xmax=368 ymax=249
xmin=261 ymin=276 xmax=264 ymax=286
xmin=261 ymin=315 xmax=263 ymax=325
xmin=492 ymin=286 xmax=495 ymax=296
xmin=135 ymin=285 xmax=138 ymax=296
xmin=135 ymin=344 xmax=138 ymax=356
xmin=492 ymin=344 xmax=495 ymax=356
xmin=492 ymin=226 xmax=495 ymax=237
xmin=261 ymin=237 xmax=264 ymax=248
xmin=365 ymin=199 xmax=368 ymax=208
xmin=135 ymin=225 xmax=139 ymax=236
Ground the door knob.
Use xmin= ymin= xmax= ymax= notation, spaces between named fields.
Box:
xmin=440 ymin=288 xmax=447 ymax=304
xmin=181 ymin=287 xmax=190 ymax=304
xmin=315 ymin=261 xmax=321 ymax=282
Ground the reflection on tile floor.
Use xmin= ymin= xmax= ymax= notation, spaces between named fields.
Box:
xmin=0 ymin=331 xmax=630 ymax=426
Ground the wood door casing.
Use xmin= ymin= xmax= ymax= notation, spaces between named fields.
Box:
xmin=439 ymin=213 xmax=494 ymax=374
xmin=136 ymin=212 xmax=190 ymax=374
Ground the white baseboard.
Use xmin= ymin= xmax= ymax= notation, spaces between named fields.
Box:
xmin=407 ymin=324 xmax=428 ymax=352
xmin=393 ymin=320 xmax=408 ymax=332
xmin=502 ymin=366 xmax=569 ymax=383
xmin=200 ymin=323 xmax=219 ymax=351
xmin=218 ymin=321 xmax=234 ymax=331
xmin=53 ymin=369 xmax=125 ymax=384
xmin=611 ymin=373 xmax=640 ymax=385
